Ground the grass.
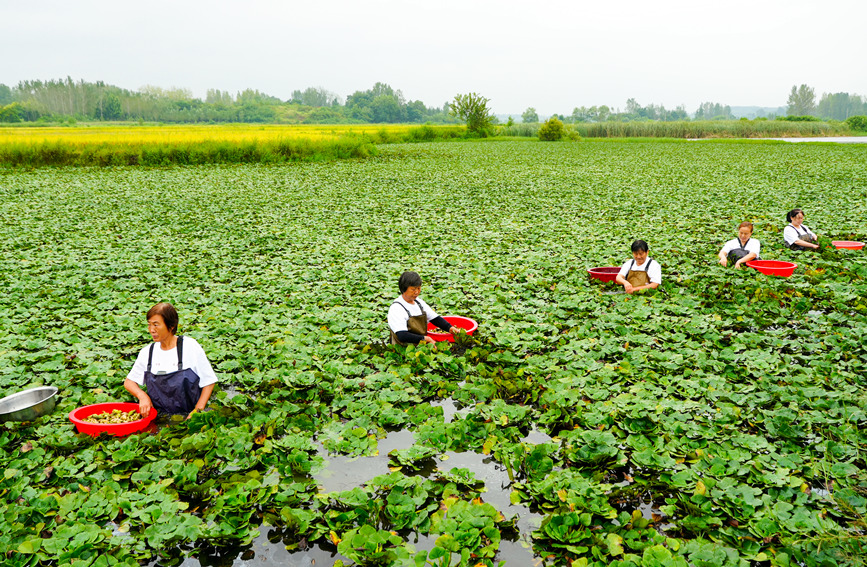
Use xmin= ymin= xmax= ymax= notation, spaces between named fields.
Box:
xmin=499 ymin=119 xmax=855 ymax=139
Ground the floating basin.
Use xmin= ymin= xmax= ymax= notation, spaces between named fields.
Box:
xmin=587 ymin=267 xmax=621 ymax=282
xmin=746 ymin=260 xmax=797 ymax=277
xmin=427 ymin=316 xmax=478 ymax=342
xmin=69 ymin=402 xmax=157 ymax=436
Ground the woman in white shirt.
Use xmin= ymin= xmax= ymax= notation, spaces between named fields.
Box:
xmin=615 ymin=240 xmax=661 ymax=294
xmin=124 ymin=303 xmax=217 ymax=418
xmin=783 ymin=209 xmax=819 ymax=251
xmin=718 ymin=222 xmax=761 ymax=269
xmin=388 ymin=271 xmax=458 ymax=345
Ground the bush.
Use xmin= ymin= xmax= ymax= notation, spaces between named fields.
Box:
xmin=538 ymin=117 xmax=566 ymax=141
xmin=845 ymin=115 xmax=867 ymax=131
xmin=776 ymin=115 xmax=821 ymax=122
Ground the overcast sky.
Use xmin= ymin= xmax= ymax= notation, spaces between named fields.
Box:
xmin=2 ymin=0 xmax=865 ymax=115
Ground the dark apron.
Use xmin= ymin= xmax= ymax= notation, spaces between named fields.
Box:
xmin=787 ymin=224 xmax=815 ymax=251
xmin=390 ymin=301 xmax=428 ymax=345
xmin=728 ymin=238 xmax=752 ymax=263
xmin=143 ymin=336 xmax=202 ymax=415
xmin=626 ymin=258 xmax=655 ymax=287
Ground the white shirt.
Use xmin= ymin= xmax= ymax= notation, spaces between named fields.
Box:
xmin=618 ymin=258 xmax=662 ymax=284
xmin=721 ymin=237 xmax=761 ymax=258
xmin=388 ymin=296 xmax=440 ymax=334
xmin=783 ymin=224 xmax=815 ymax=246
xmin=126 ymin=336 xmax=218 ymax=387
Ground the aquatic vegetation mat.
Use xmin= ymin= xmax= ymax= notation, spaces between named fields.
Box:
xmin=1 ymin=140 xmax=866 ymax=566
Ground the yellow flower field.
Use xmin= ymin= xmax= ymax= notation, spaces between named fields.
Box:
xmin=0 ymin=123 xmax=422 ymax=146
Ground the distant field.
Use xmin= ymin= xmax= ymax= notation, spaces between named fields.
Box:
xmin=0 ymin=124 xmax=467 ymax=167
xmin=0 ymin=123 xmax=424 ymax=145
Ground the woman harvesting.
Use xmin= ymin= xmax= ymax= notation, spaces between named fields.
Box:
xmin=124 ymin=303 xmax=217 ymax=418
xmin=718 ymin=222 xmax=760 ymax=269
xmin=783 ymin=209 xmax=819 ymax=250
xmin=388 ymin=271 xmax=458 ymax=345
xmin=615 ymin=240 xmax=661 ymax=294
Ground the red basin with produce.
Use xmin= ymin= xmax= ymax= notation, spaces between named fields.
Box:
xmin=746 ymin=260 xmax=797 ymax=277
xmin=69 ymin=402 xmax=157 ymax=436
xmin=587 ymin=267 xmax=621 ymax=282
xmin=427 ymin=316 xmax=478 ymax=342
xmin=832 ymin=241 xmax=864 ymax=250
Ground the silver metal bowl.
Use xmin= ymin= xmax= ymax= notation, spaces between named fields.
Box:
xmin=0 ymin=386 xmax=59 ymax=422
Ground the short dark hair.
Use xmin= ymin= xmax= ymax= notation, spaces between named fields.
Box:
xmin=630 ymin=239 xmax=649 ymax=253
xmin=147 ymin=302 xmax=178 ymax=334
xmin=786 ymin=209 xmax=804 ymax=223
xmin=398 ymin=271 xmax=422 ymax=293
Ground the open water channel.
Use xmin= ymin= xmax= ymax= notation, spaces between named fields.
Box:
xmin=148 ymin=398 xmax=558 ymax=566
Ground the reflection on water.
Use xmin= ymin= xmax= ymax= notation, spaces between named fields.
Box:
xmin=150 ymin=525 xmax=347 ymax=567
xmin=430 ymin=396 xmax=470 ymax=423
xmin=150 ymin=401 xmax=558 ymax=566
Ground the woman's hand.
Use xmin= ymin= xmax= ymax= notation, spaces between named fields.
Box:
xmin=449 ymin=326 xmax=459 ymax=335
xmin=623 ymin=282 xmax=635 ymax=294
xmin=719 ymin=256 xmax=728 ymax=267
xmin=423 ymin=335 xmax=437 ymax=345
xmin=137 ymin=395 xmax=153 ymax=418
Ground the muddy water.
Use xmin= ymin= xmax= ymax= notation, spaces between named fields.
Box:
xmin=764 ymin=136 xmax=867 ymax=143
xmin=310 ymin=414 xmax=551 ymax=565
xmin=151 ymin=399 xmax=557 ymax=566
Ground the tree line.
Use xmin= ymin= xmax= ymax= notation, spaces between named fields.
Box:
xmin=0 ymin=78 xmax=456 ymax=125
xmin=1 ymin=78 xmax=865 ymax=126
xmin=516 ymin=86 xmax=866 ymax=125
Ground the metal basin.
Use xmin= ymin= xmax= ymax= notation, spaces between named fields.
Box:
xmin=0 ymin=386 xmax=59 ymax=422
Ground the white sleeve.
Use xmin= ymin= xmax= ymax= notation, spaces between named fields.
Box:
xmin=618 ymin=260 xmax=632 ymax=278
xmin=720 ymin=238 xmax=737 ymax=254
xmin=187 ymin=338 xmax=218 ymax=387
xmin=747 ymin=239 xmax=761 ymax=256
xmin=783 ymin=226 xmax=797 ymax=245
xmin=418 ymin=298 xmax=439 ymax=321
xmin=648 ymin=261 xmax=662 ymax=284
xmin=126 ymin=345 xmax=150 ymax=385
xmin=388 ymin=303 xmax=409 ymax=333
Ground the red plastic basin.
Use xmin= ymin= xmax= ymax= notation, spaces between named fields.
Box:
xmin=587 ymin=267 xmax=621 ymax=282
xmin=69 ymin=402 xmax=157 ymax=436
xmin=746 ymin=260 xmax=797 ymax=277
xmin=427 ymin=316 xmax=478 ymax=342
xmin=832 ymin=241 xmax=864 ymax=250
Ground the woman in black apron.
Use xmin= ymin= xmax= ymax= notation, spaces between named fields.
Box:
xmin=718 ymin=221 xmax=760 ymax=269
xmin=614 ymin=240 xmax=661 ymax=294
xmin=388 ymin=271 xmax=457 ymax=345
xmin=124 ymin=303 xmax=218 ymax=418
xmin=783 ymin=209 xmax=819 ymax=251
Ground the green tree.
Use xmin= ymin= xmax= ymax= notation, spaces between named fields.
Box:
xmin=846 ymin=115 xmax=867 ymax=131
xmin=0 ymin=102 xmax=24 ymax=122
xmin=450 ymin=92 xmax=494 ymax=136
xmin=538 ymin=117 xmax=565 ymax=141
xmin=522 ymin=107 xmax=539 ymax=123
xmin=787 ymin=84 xmax=816 ymax=116
xmin=371 ymin=94 xmax=402 ymax=122
xmin=99 ymin=92 xmax=123 ymax=120
xmin=817 ymin=92 xmax=867 ymax=121
xmin=0 ymin=83 xmax=13 ymax=105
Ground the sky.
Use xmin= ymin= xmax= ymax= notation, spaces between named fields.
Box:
xmin=2 ymin=0 xmax=865 ymax=116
